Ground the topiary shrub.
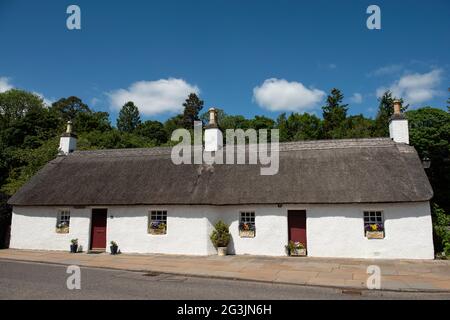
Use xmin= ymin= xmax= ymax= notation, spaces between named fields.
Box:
xmin=210 ymin=220 xmax=231 ymax=248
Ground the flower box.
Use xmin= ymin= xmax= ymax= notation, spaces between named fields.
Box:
xmin=56 ymin=226 xmax=69 ymax=234
xmin=366 ymin=231 xmax=384 ymax=239
xmin=239 ymin=230 xmax=255 ymax=238
xmin=148 ymin=228 xmax=166 ymax=235
xmin=290 ymin=248 xmax=307 ymax=256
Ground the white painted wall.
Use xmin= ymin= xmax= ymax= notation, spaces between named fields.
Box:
xmin=107 ymin=206 xmax=214 ymax=255
xmin=306 ymin=202 xmax=434 ymax=259
xmin=389 ymin=119 xmax=409 ymax=144
xmin=10 ymin=202 xmax=434 ymax=259
xmin=10 ymin=206 xmax=91 ymax=251
xmin=58 ymin=136 xmax=77 ymax=155
xmin=204 ymin=128 xmax=223 ymax=152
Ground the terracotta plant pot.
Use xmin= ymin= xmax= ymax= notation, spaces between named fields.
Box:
xmin=217 ymin=247 xmax=227 ymax=256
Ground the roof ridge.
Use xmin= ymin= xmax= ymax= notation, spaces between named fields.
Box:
xmin=71 ymin=138 xmax=395 ymax=157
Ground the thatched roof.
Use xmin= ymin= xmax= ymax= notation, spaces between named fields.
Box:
xmin=8 ymin=138 xmax=432 ymax=206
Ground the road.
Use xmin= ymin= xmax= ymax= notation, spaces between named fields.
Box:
xmin=0 ymin=260 xmax=449 ymax=300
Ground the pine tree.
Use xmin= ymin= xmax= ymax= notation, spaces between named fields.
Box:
xmin=322 ymin=88 xmax=348 ymax=138
xmin=182 ymin=93 xmax=204 ymax=129
xmin=117 ymin=101 xmax=141 ymax=133
xmin=373 ymin=91 xmax=407 ymax=137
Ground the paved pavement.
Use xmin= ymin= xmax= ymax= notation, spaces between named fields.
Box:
xmin=0 ymin=249 xmax=449 ymax=292
xmin=1 ymin=260 xmax=450 ymax=300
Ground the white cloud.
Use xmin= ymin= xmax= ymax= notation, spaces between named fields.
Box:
xmin=33 ymin=92 xmax=54 ymax=106
xmin=0 ymin=76 xmax=53 ymax=106
xmin=350 ymin=93 xmax=363 ymax=104
xmin=376 ymin=69 xmax=443 ymax=105
xmin=253 ymin=78 xmax=326 ymax=112
xmin=108 ymin=78 xmax=200 ymax=116
xmin=0 ymin=77 xmax=13 ymax=93
xmin=368 ymin=64 xmax=403 ymax=77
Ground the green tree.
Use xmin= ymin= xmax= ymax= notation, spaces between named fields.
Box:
xmin=182 ymin=93 xmax=204 ymax=129
xmin=75 ymin=111 xmax=112 ymax=133
xmin=341 ymin=115 xmax=375 ymax=139
xmin=373 ymin=91 xmax=408 ymax=137
xmin=1 ymin=138 xmax=59 ymax=196
xmin=135 ymin=120 xmax=168 ymax=145
xmin=164 ymin=114 xmax=184 ymax=136
xmin=407 ymin=107 xmax=450 ymax=213
xmin=117 ymin=101 xmax=141 ymax=133
xmin=447 ymin=88 xmax=450 ymax=112
xmin=220 ymin=115 xmax=250 ymax=130
xmin=322 ymin=88 xmax=348 ymax=138
xmin=1 ymin=107 xmax=61 ymax=149
xmin=276 ymin=112 xmax=322 ymax=141
xmin=0 ymin=89 xmax=45 ymax=129
xmin=248 ymin=116 xmax=275 ymax=130
xmin=50 ymin=96 xmax=90 ymax=122
xmin=432 ymin=203 xmax=450 ymax=257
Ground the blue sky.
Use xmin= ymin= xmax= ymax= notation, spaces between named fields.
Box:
xmin=0 ymin=0 xmax=449 ymax=123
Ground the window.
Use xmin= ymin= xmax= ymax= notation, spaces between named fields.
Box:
xmin=148 ymin=210 xmax=167 ymax=235
xmin=239 ymin=211 xmax=255 ymax=237
xmin=364 ymin=211 xmax=384 ymax=239
xmin=56 ymin=210 xmax=70 ymax=234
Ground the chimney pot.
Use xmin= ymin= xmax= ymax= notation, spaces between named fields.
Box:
xmin=393 ymin=100 xmax=402 ymax=115
xmin=208 ymin=108 xmax=217 ymax=126
xmin=66 ymin=120 xmax=73 ymax=133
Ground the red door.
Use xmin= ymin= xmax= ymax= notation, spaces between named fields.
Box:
xmin=288 ymin=210 xmax=307 ymax=248
xmin=90 ymin=209 xmax=107 ymax=250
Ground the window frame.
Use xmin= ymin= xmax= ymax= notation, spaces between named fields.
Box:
xmin=363 ymin=210 xmax=385 ymax=238
xmin=148 ymin=210 xmax=168 ymax=235
xmin=239 ymin=211 xmax=256 ymax=237
xmin=56 ymin=209 xmax=71 ymax=234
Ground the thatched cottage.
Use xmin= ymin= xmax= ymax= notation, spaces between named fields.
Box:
xmin=8 ymin=102 xmax=434 ymax=259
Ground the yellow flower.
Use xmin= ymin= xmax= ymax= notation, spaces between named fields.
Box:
xmin=370 ymin=224 xmax=378 ymax=231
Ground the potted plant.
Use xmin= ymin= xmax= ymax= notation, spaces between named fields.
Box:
xmin=365 ymin=223 xmax=384 ymax=239
xmin=148 ymin=221 xmax=167 ymax=235
xmin=239 ymin=222 xmax=255 ymax=238
xmin=56 ymin=221 xmax=69 ymax=234
xmin=70 ymin=238 xmax=78 ymax=253
xmin=110 ymin=241 xmax=119 ymax=255
xmin=210 ymin=220 xmax=231 ymax=256
xmin=285 ymin=240 xmax=306 ymax=256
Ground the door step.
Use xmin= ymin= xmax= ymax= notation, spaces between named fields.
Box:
xmin=87 ymin=249 xmax=106 ymax=254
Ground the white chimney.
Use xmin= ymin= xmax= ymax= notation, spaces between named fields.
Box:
xmin=58 ymin=121 xmax=77 ymax=155
xmin=204 ymin=107 xmax=223 ymax=152
xmin=389 ymin=100 xmax=409 ymax=144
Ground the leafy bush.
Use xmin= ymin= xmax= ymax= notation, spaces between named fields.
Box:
xmin=432 ymin=203 xmax=450 ymax=257
xmin=210 ymin=220 xmax=231 ymax=248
